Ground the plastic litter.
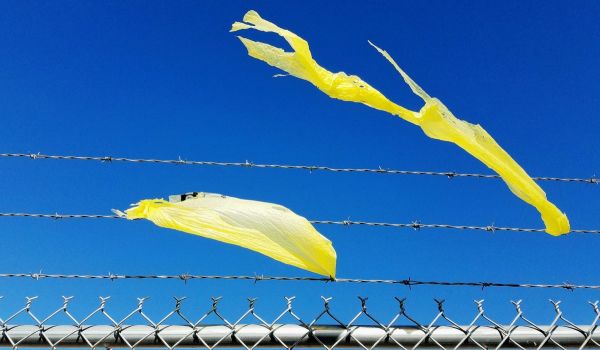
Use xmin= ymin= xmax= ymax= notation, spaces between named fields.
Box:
xmin=232 ymin=10 xmax=570 ymax=235
xmin=121 ymin=192 xmax=337 ymax=277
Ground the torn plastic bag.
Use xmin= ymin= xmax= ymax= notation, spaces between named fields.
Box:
xmin=119 ymin=192 xmax=337 ymax=277
xmin=231 ymin=10 xmax=570 ymax=235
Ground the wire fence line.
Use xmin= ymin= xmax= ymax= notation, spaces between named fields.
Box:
xmin=2 ymin=152 xmax=598 ymax=184
xmin=1 ymin=296 xmax=599 ymax=349
xmin=1 ymin=273 xmax=600 ymax=291
xmin=1 ymin=211 xmax=599 ymax=234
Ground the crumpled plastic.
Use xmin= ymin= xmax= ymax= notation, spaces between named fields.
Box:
xmin=231 ymin=10 xmax=570 ymax=235
xmin=119 ymin=192 xmax=337 ymax=277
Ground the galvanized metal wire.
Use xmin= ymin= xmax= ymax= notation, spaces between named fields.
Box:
xmin=0 ymin=272 xmax=599 ymax=290
xmin=1 ymin=211 xmax=599 ymax=234
xmin=2 ymin=152 xmax=598 ymax=184
xmin=0 ymin=212 xmax=122 ymax=220
xmin=1 ymin=296 xmax=599 ymax=349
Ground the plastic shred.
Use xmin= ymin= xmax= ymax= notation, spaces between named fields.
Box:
xmin=231 ymin=10 xmax=570 ymax=235
xmin=122 ymin=192 xmax=337 ymax=277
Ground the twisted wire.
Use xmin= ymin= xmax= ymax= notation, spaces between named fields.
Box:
xmin=1 ymin=212 xmax=599 ymax=234
xmin=1 ymin=297 xmax=599 ymax=349
xmin=0 ymin=272 xmax=598 ymax=290
xmin=2 ymin=152 xmax=598 ymax=184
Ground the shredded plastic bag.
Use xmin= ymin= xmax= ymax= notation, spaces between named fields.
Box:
xmin=119 ymin=192 xmax=337 ymax=277
xmin=231 ymin=10 xmax=570 ymax=235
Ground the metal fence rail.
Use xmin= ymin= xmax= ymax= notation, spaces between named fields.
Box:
xmin=1 ymin=297 xmax=599 ymax=349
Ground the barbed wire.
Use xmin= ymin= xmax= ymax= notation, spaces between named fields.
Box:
xmin=1 ymin=272 xmax=599 ymax=290
xmin=2 ymin=152 xmax=598 ymax=184
xmin=0 ymin=296 xmax=599 ymax=349
xmin=0 ymin=212 xmax=122 ymax=219
xmin=1 ymin=211 xmax=599 ymax=234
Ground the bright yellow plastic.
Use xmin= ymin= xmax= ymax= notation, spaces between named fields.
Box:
xmin=232 ymin=10 xmax=570 ymax=235
xmin=123 ymin=192 xmax=337 ymax=277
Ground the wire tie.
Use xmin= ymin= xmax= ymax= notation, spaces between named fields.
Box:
xmin=113 ymin=326 xmax=122 ymax=339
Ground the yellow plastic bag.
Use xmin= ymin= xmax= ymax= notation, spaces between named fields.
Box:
xmin=120 ymin=192 xmax=336 ymax=277
xmin=232 ymin=10 xmax=570 ymax=235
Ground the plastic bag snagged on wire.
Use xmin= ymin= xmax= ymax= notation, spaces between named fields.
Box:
xmin=231 ymin=10 xmax=570 ymax=235
xmin=119 ymin=192 xmax=337 ymax=278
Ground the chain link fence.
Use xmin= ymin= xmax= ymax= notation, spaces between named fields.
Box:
xmin=1 ymin=296 xmax=599 ymax=349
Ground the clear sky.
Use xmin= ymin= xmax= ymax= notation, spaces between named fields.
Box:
xmin=1 ymin=1 xmax=599 ymax=327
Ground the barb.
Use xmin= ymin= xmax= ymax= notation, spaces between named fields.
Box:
xmin=2 ymin=152 xmax=598 ymax=184
xmin=1 ymin=297 xmax=599 ymax=349
xmin=1 ymin=272 xmax=600 ymax=290
xmin=1 ymin=212 xmax=599 ymax=234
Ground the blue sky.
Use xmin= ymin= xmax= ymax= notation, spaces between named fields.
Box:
xmin=1 ymin=1 xmax=599 ymax=326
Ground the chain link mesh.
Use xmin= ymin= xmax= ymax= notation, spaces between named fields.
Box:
xmin=1 ymin=297 xmax=599 ymax=349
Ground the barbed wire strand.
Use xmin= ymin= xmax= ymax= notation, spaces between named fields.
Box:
xmin=0 ymin=272 xmax=597 ymax=290
xmin=2 ymin=152 xmax=598 ymax=184
xmin=1 ymin=211 xmax=599 ymax=234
